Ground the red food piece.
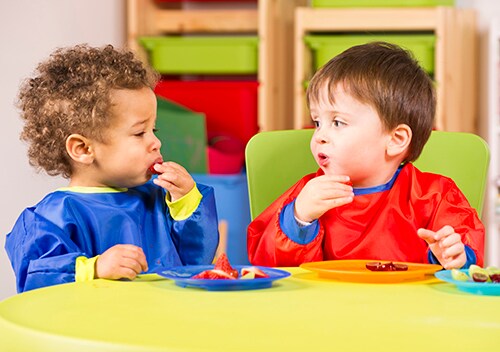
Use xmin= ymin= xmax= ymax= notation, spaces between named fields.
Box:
xmin=472 ymin=272 xmax=489 ymax=283
xmin=490 ymin=273 xmax=500 ymax=283
xmin=344 ymin=181 xmax=353 ymax=186
xmin=393 ymin=263 xmax=409 ymax=271
xmin=214 ymin=253 xmax=239 ymax=278
xmin=192 ymin=269 xmax=235 ymax=280
xmin=365 ymin=261 xmax=408 ymax=272
xmin=240 ymin=266 xmax=270 ymax=279
xmin=365 ymin=262 xmax=382 ymax=271
xmin=148 ymin=162 xmax=162 ymax=175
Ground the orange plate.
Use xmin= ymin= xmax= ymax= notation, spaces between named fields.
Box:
xmin=300 ymin=259 xmax=442 ymax=283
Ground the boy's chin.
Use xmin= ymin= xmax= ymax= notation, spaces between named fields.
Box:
xmin=321 ymin=167 xmax=336 ymax=177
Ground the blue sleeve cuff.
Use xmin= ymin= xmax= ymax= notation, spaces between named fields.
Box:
xmin=279 ymin=200 xmax=319 ymax=245
xmin=427 ymin=245 xmax=477 ymax=269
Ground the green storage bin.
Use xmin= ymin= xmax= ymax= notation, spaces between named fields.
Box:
xmin=140 ymin=36 xmax=259 ymax=74
xmin=311 ymin=0 xmax=454 ymax=7
xmin=305 ymin=34 xmax=435 ymax=74
xmin=156 ymin=97 xmax=208 ymax=174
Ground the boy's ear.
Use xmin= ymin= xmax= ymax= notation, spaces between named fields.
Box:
xmin=66 ymin=134 xmax=94 ymax=165
xmin=387 ymin=124 xmax=412 ymax=157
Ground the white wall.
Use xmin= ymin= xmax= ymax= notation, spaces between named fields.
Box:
xmin=0 ymin=0 xmax=125 ymax=299
xmin=456 ymin=0 xmax=500 ymax=267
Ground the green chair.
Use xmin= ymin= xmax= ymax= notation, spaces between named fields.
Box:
xmin=413 ymin=131 xmax=490 ymax=216
xmin=245 ymin=129 xmax=489 ymax=220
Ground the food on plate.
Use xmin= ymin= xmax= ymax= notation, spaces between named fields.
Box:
xmin=365 ymin=261 xmax=408 ymax=272
xmin=191 ymin=253 xmax=269 ymax=280
xmin=241 ymin=266 xmax=269 ymax=278
xmin=449 ymin=265 xmax=500 ymax=283
xmin=214 ymin=253 xmax=238 ymax=278
xmin=451 ymin=268 xmax=469 ymax=281
xmin=469 ymin=264 xmax=488 ymax=278
xmin=240 ymin=271 xmax=255 ymax=280
xmin=472 ymin=272 xmax=489 ymax=283
xmin=192 ymin=269 xmax=235 ymax=280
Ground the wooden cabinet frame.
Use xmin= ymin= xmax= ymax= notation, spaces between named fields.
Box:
xmin=293 ymin=7 xmax=477 ymax=133
xmin=126 ymin=3 xmax=477 ymax=134
xmin=126 ymin=0 xmax=307 ymax=133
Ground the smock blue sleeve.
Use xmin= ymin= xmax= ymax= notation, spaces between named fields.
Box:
xmin=5 ymin=208 xmax=86 ymax=293
xmin=169 ymin=183 xmax=219 ymax=265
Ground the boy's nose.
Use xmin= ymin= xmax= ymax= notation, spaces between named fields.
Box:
xmin=152 ymin=134 xmax=162 ymax=150
xmin=314 ymin=128 xmax=328 ymax=144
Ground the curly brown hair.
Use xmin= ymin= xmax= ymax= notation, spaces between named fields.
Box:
xmin=306 ymin=41 xmax=435 ymax=163
xmin=17 ymin=44 xmax=159 ymax=178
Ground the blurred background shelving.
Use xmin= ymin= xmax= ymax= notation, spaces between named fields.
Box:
xmin=293 ymin=6 xmax=477 ymax=132
xmin=485 ymin=19 xmax=500 ymax=266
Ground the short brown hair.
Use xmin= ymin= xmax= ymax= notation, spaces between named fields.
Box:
xmin=17 ymin=44 xmax=159 ymax=178
xmin=306 ymin=41 xmax=435 ymax=162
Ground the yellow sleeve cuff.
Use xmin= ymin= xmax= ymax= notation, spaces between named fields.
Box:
xmin=75 ymin=255 xmax=98 ymax=282
xmin=166 ymin=184 xmax=203 ymax=221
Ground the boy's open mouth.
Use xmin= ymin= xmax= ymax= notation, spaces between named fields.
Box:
xmin=318 ymin=153 xmax=329 ymax=166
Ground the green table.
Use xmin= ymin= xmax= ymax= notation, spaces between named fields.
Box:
xmin=1 ymin=268 xmax=499 ymax=351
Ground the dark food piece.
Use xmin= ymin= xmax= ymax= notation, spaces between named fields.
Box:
xmin=365 ymin=261 xmax=409 ymax=272
xmin=490 ymin=273 xmax=500 ymax=283
xmin=472 ymin=272 xmax=489 ymax=283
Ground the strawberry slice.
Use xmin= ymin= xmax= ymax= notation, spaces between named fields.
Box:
xmin=240 ymin=266 xmax=269 ymax=278
xmin=214 ymin=253 xmax=238 ymax=278
xmin=192 ymin=269 xmax=235 ymax=280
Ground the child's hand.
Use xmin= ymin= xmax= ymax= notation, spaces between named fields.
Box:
xmin=294 ymin=175 xmax=354 ymax=223
xmin=417 ymin=225 xmax=466 ymax=269
xmin=152 ymin=161 xmax=195 ymax=201
xmin=95 ymin=244 xmax=148 ymax=280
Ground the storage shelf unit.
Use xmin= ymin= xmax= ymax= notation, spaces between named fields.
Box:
xmin=293 ymin=7 xmax=477 ymax=133
xmin=127 ymin=0 xmax=307 ymax=132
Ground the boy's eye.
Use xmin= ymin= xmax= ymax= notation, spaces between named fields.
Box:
xmin=333 ymin=120 xmax=346 ymax=127
xmin=134 ymin=131 xmax=146 ymax=137
xmin=153 ymin=128 xmax=159 ymax=133
xmin=312 ymin=120 xmax=320 ymax=128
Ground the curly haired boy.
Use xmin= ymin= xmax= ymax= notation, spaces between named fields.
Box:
xmin=6 ymin=44 xmax=219 ymax=292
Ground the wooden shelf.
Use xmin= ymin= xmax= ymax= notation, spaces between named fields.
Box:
xmin=293 ymin=7 xmax=478 ymax=133
xmin=153 ymin=9 xmax=258 ymax=33
xmin=127 ymin=3 xmax=478 ymax=137
xmin=127 ymin=0 xmax=307 ymax=133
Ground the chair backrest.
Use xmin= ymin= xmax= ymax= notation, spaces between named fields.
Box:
xmin=245 ymin=129 xmax=489 ymax=220
xmin=412 ymin=131 xmax=489 ymax=216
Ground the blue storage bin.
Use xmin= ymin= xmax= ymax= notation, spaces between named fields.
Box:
xmin=193 ymin=173 xmax=251 ymax=264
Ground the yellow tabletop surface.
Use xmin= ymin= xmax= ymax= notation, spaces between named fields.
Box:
xmin=1 ymin=267 xmax=499 ymax=352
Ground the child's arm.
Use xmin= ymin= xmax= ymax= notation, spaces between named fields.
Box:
xmin=6 ymin=209 xmax=92 ymax=292
xmin=152 ymin=161 xmax=218 ymax=265
xmin=417 ymin=226 xmax=467 ymax=269
xmin=165 ymin=183 xmax=219 ymax=265
xmin=415 ymin=179 xmax=484 ymax=269
xmin=247 ymin=173 xmax=351 ymax=266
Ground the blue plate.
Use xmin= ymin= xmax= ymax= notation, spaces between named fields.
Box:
xmin=435 ymin=269 xmax=500 ymax=296
xmin=156 ymin=265 xmax=291 ymax=291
